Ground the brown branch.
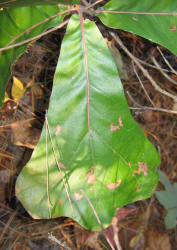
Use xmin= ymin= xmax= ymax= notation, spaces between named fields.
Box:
xmin=151 ymin=56 xmax=177 ymax=86
xmin=6 ymin=8 xmax=75 ymax=47
xmin=127 ymin=91 xmax=177 ymax=114
xmin=0 ymin=210 xmax=17 ymax=242
xmin=137 ymin=58 xmax=171 ymax=73
xmin=86 ymin=0 xmax=105 ymax=9
xmin=132 ymin=61 xmax=155 ymax=106
xmin=0 ymin=19 xmax=69 ymax=53
xmin=48 ymin=232 xmax=73 ymax=250
xmin=110 ymin=32 xmax=177 ymax=102
xmin=157 ymin=46 xmax=177 ymax=75
xmin=130 ymin=106 xmax=177 ymax=115
xmin=80 ymin=0 xmax=90 ymax=7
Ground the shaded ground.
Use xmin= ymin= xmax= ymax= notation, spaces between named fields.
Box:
xmin=0 ymin=13 xmax=176 ymax=250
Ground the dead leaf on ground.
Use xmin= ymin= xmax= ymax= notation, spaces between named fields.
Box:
xmin=145 ymin=228 xmax=171 ymax=250
xmin=11 ymin=120 xmax=41 ymax=149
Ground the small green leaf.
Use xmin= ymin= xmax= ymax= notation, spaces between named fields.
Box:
xmin=98 ymin=0 xmax=177 ymax=56
xmin=155 ymin=170 xmax=177 ymax=229
xmin=0 ymin=0 xmax=80 ymax=8
xmin=16 ymin=14 xmax=160 ymax=231
xmin=0 ymin=5 xmax=67 ymax=106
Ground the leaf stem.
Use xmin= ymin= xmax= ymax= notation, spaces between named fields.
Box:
xmin=45 ymin=115 xmax=52 ymax=218
xmin=80 ymin=189 xmax=116 ymax=250
xmin=46 ymin=117 xmax=74 ymax=217
xmin=77 ymin=6 xmax=91 ymax=136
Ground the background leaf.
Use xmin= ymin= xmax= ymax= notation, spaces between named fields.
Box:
xmin=98 ymin=0 xmax=177 ymax=56
xmin=0 ymin=4 xmax=67 ymax=106
xmin=6 ymin=76 xmax=25 ymax=101
xmin=155 ymin=171 xmax=177 ymax=229
xmin=0 ymin=0 xmax=79 ymax=8
xmin=16 ymin=14 xmax=160 ymax=231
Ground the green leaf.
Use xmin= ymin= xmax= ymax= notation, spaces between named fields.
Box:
xmin=98 ymin=0 xmax=177 ymax=56
xmin=0 ymin=0 xmax=79 ymax=8
xmin=155 ymin=171 xmax=177 ymax=229
xmin=16 ymin=14 xmax=160 ymax=231
xmin=0 ymin=5 xmax=67 ymax=106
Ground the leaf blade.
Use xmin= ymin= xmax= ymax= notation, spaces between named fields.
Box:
xmin=0 ymin=0 xmax=79 ymax=8
xmin=98 ymin=0 xmax=177 ymax=56
xmin=16 ymin=14 xmax=160 ymax=231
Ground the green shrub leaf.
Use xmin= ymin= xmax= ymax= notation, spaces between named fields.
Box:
xmin=98 ymin=0 xmax=177 ymax=56
xmin=155 ymin=171 xmax=177 ymax=229
xmin=16 ymin=14 xmax=160 ymax=231
xmin=0 ymin=0 xmax=79 ymax=8
xmin=0 ymin=5 xmax=67 ymax=106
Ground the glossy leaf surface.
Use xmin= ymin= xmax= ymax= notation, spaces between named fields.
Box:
xmin=0 ymin=5 xmax=66 ymax=105
xmin=16 ymin=14 xmax=160 ymax=231
xmin=98 ymin=0 xmax=177 ymax=55
xmin=0 ymin=0 xmax=79 ymax=8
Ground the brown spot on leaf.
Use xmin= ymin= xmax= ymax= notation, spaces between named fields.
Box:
xmin=136 ymin=187 xmax=141 ymax=192
xmin=55 ymin=125 xmax=62 ymax=136
xmin=58 ymin=199 xmax=63 ymax=205
xmin=133 ymin=162 xmax=148 ymax=176
xmin=107 ymin=179 xmax=122 ymax=190
xmin=110 ymin=117 xmax=123 ymax=132
xmin=118 ymin=117 xmax=123 ymax=127
xmin=58 ymin=162 xmax=66 ymax=169
xmin=170 ymin=26 xmax=176 ymax=31
xmin=110 ymin=123 xmax=120 ymax=132
xmin=87 ymin=166 xmax=96 ymax=184
xmin=87 ymin=173 xmax=96 ymax=184
xmin=132 ymin=17 xmax=138 ymax=21
xmin=74 ymin=192 xmax=83 ymax=201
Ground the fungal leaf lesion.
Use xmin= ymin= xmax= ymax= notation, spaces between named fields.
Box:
xmin=110 ymin=116 xmax=123 ymax=132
